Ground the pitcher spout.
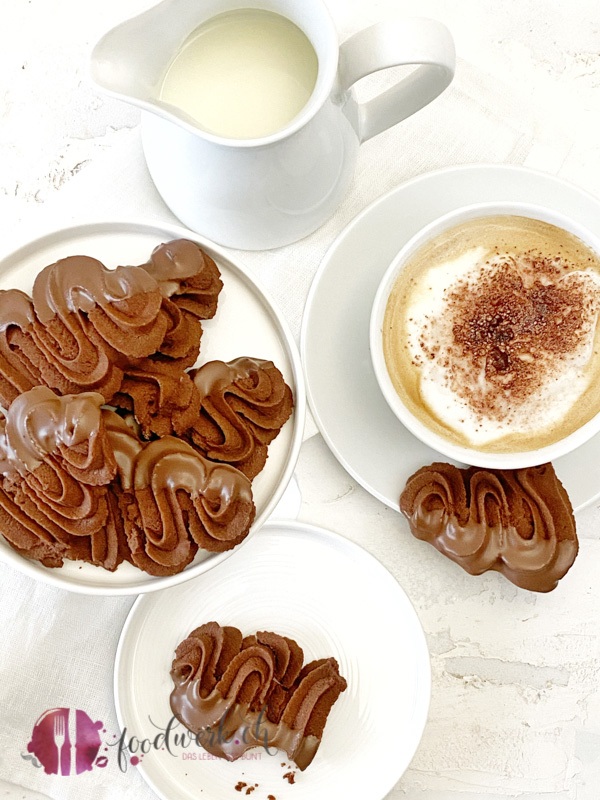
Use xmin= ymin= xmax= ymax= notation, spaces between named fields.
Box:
xmin=90 ymin=0 xmax=214 ymax=129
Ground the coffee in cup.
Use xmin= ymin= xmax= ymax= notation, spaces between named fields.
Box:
xmin=371 ymin=203 xmax=600 ymax=468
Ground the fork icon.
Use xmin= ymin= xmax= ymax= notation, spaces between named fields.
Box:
xmin=53 ymin=714 xmax=66 ymax=776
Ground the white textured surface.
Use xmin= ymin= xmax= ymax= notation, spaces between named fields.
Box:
xmin=1 ymin=1 xmax=600 ymax=799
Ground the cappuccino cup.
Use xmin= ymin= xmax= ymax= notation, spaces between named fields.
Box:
xmin=370 ymin=202 xmax=600 ymax=469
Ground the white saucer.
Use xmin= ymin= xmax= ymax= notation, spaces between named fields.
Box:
xmin=301 ymin=164 xmax=600 ymax=513
xmin=114 ymin=521 xmax=430 ymax=800
xmin=0 ymin=221 xmax=305 ymax=594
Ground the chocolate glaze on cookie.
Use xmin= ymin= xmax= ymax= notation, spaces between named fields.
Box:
xmin=0 ymin=388 xmax=255 ymax=575
xmin=400 ymin=461 xmax=578 ymax=592
xmin=187 ymin=357 xmax=293 ymax=478
xmin=170 ymin=622 xmax=347 ymax=770
xmin=0 ymin=240 xmax=223 ymax=435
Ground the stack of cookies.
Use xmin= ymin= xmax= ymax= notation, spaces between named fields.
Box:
xmin=0 ymin=239 xmax=294 ymax=575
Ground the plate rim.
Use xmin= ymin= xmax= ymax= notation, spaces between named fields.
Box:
xmin=0 ymin=219 xmax=306 ymax=595
xmin=300 ymin=162 xmax=600 ymax=514
xmin=113 ymin=518 xmax=432 ymax=800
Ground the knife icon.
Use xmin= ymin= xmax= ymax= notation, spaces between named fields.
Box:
xmin=67 ymin=708 xmax=77 ymax=775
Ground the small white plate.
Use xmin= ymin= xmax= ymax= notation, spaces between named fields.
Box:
xmin=0 ymin=221 xmax=305 ymax=594
xmin=301 ymin=164 xmax=600 ymax=513
xmin=114 ymin=521 xmax=431 ymax=800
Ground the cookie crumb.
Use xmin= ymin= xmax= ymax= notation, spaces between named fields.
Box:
xmin=282 ymin=772 xmax=296 ymax=784
xmin=234 ymin=782 xmax=247 ymax=792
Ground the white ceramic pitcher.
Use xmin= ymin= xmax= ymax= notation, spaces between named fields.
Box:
xmin=91 ymin=0 xmax=455 ymax=250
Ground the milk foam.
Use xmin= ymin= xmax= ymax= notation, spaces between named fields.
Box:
xmin=404 ymin=249 xmax=600 ymax=445
xmin=383 ymin=215 xmax=600 ymax=451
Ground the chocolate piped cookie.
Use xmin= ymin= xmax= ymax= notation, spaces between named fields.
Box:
xmin=0 ymin=388 xmax=255 ymax=575
xmin=170 ymin=622 xmax=347 ymax=770
xmin=186 ymin=357 xmax=294 ymax=478
xmin=116 ymin=436 xmax=255 ymax=576
xmin=0 ymin=387 xmax=128 ymax=570
xmin=399 ymin=461 xmax=578 ymax=592
xmin=112 ymin=361 xmax=202 ymax=439
xmin=0 ymin=239 xmax=222 ymax=435
xmin=141 ymin=238 xmax=223 ymax=323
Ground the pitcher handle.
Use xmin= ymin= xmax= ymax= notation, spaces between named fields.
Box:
xmin=338 ymin=17 xmax=455 ymax=143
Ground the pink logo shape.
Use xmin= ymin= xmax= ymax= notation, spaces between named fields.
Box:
xmin=27 ymin=708 xmax=103 ymax=775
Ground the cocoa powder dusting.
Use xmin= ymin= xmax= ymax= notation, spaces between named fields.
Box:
xmin=434 ymin=252 xmax=599 ymax=420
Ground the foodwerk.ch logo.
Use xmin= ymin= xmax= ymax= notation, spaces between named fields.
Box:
xmin=23 ymin=708 xmax=106 ymax=776
xmin=22 ymin=706 xmax=266 ymax=776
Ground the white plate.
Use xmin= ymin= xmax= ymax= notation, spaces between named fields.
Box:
xmin=0 ymin=221 xmax=305 ymax=594
xmin=301 ymin=164 xmax=600 ymax=513
xmin=114 ymin=521 xmax=431 ymax=800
